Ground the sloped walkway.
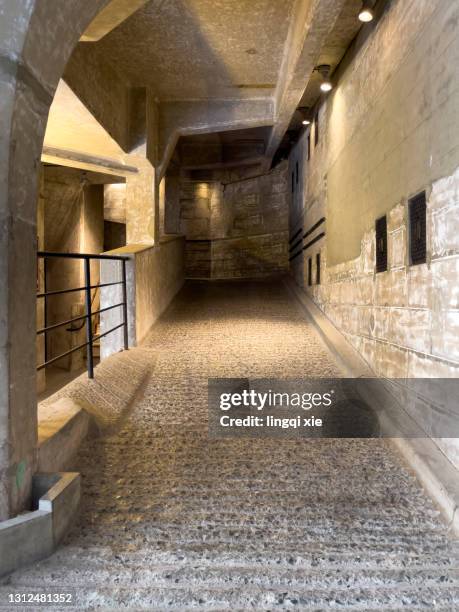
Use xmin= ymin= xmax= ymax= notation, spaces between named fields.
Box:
xmin=2 ymin=280 xmax=458 ymax=609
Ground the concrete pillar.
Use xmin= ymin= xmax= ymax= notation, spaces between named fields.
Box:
xmin=0 ymin=10 xmax=47 ymax=520
xmin=159 ymin=178 xmax=166 ymax=238
xmin=125 ymin=155 xmax=157 ymax=245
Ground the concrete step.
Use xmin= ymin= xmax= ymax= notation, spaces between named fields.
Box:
xmin=33 ymin=545 xmax=459 ymax=571
xmin=70 ymin=535 xmax=456 ymax=558
xmin=77 ymin=519 xmax=448 ymax=543
xmin=81 ymin=503 xmax=443 ymax=526
xmin=80 ymin=483 xmax=435 ymax=504
xmin=1 ymin=583 xmax=456 ymax=610
xmin=10 ymin=562 xmax=458 ymax=591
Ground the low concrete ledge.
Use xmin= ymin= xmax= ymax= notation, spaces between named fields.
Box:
xmin=284 ymin=275 xmax=459 ymax=537
xmin=38 ymin=398 xmax=92 ymax=473
xmin=0 ymin=473 xmax=80 ymax=577
xmin=38 ymin=348 xmax=153 ymax=473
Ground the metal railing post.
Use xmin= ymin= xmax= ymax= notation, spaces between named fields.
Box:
xmin=84 ymin=258 xmax=94 ymax=378
xmin=121 ymin=259 xmax=129 ymax=351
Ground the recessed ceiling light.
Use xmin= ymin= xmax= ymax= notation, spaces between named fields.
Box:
xmin=320 ymin=81 xmax=333 ymax=93
xmin=302 ymin=119 xmax=311 ymax=125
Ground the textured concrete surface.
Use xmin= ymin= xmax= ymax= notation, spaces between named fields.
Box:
xmin=100 ymin=238 xmax=185 ymax=358
xmin=289 ymin=0 xmax=459 ymax=469
xmin=38 ymin=399 xmax=91 ymax=474
xmin=2 ymin=281 xmax=459 ymax=608
xmin=80 ymin=0 xmax=150 ymax=42
xmin=291 ymin=0 xmax=459 ymax=264
xmin=44 ymin=80 xmax=125 ymax=163
xmin=172 ymin=161 xmax=289 ymax=279
xmin=39 ymin=348 xmax=153 ymax=436
xmin=298 ymin=169 xmax=459 ymax=468
xmin=285 ymin=277 xmax=459 ymax=535
xmin=93 ymin=0 xmax=294 ymax=100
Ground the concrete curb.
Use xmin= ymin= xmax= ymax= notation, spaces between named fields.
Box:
xmin=284 ymin=275 xmax=459 ymax=537
xmin=38 ymin=398 xmax=93 ymax=473
xmin=283 ymin=276 xmax=373 ymax=377
xmin=0 ymin=473 xmax=80 ymax=577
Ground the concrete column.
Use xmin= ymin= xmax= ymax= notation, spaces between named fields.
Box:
xmin=125 ymin=155 xmax=157 ymax=244
xmin=0 ymin=10 xmax=46 ymax=520
xmin=159 ymin=178 xmax=166 ymax=238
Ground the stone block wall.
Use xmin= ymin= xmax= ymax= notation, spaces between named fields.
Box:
xmin=172 ymin=162 xmax=289 ymax=279
xmin=288 ymin=0 xmax=459 ymax=467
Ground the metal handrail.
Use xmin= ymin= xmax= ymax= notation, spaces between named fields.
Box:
xmin=37 ymin=281 xmax=124 ymax=299
xmin=38 ymin=251 xmax=129 ymax=261
xmin=36 ymin=251 xmax=130 ymax=378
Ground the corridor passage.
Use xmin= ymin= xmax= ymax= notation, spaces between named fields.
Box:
xmin=3 ymin=281 xmax=459 ymax=609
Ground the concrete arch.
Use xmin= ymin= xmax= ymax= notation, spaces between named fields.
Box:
xmin=0 ymin=0 xmax=111 ymax=519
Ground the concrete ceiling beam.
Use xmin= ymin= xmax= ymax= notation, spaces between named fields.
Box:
xmin=80 ymin=0 xmax=150 ymax=42
xmin=264 ymin=0 xmax=348 ymax=168
xmin=180 ymin=156 xmax=265 ymax=172
xmin=156 ymin=99 xmax=274 ymax=179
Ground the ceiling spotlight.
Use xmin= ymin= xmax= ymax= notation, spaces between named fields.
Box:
xmin=315 ymin=65 xmax=333 ymax=93
xmin=298 ymin=107 xmax=312 ymax=125
xmin=359 ymin=1 xmax=374 ymax=22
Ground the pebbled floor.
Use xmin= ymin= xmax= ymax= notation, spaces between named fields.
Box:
xmin=2 ymin=280 xmax=458 ymax=610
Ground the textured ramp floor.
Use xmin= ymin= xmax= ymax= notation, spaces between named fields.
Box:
xmin=2 ymin=280 xmax=459 ymax=609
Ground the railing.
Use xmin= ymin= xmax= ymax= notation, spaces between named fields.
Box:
xmin=36 ymin=251 xmax=130 ymax=379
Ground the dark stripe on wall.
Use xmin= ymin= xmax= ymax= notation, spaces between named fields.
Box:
xmin=289 ymin=249 xmax=304 ymax=262
xmin=289 ymin=232 xmax=326 ymax=262
xmin=303 ymin=232 xmax=325 ymax=252
xmin=303 ymin=217 xmax=325 ymax=240
xmin=289 ymin=217 xmax=326 ymax=254
xmin=289 ymin=237 xmax=303 ymax=253
xmin=289 ymin=227 xmax=303 ymax=243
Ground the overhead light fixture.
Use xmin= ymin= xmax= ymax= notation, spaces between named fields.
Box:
xmin=359 ymin=1 xmax=374 ymax=22
xmin=298 ymin=107 xmax=312 ymax=125
xmin=315 ymin=65 xmax=333 ymax=93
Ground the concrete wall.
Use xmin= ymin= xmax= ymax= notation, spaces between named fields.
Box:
xmin=170 ymin=162 xmax=289 ymax=279
xmin=104 ymin=221 xmax=126 ymax=252
xmin=289 ymin=0 xmax=459 ymax=467
xmin=100 ymin=236 xmax=185 ymax=357
xmin=104 ymin=183 xmax=126 ymax=224
xmin=40 ymin=167 xmax=104 ymax=372
xmin=64 ymin=44 xmax=130 ymax=152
